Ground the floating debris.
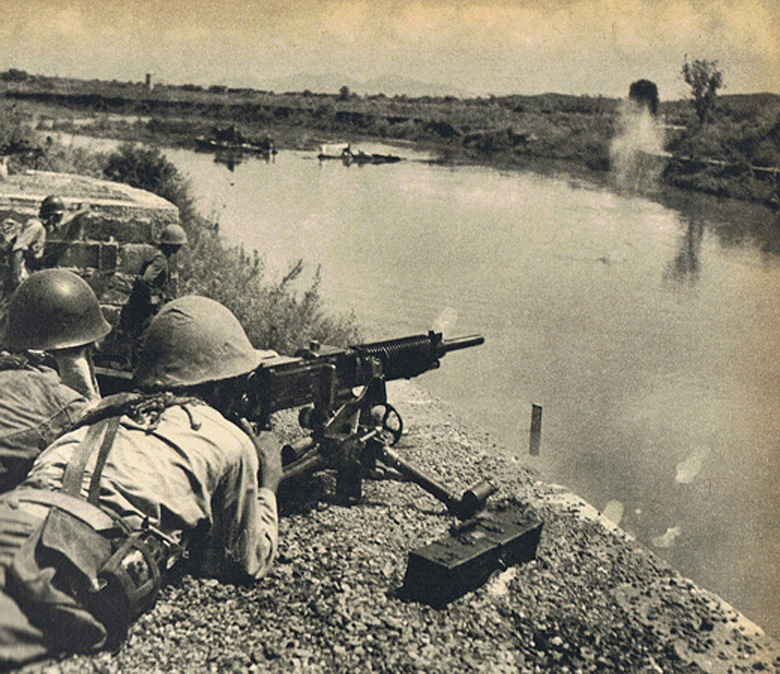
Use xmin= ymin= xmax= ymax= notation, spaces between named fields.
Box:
xmin=652 ymin=525 xmax=682 ymax=549
xmin=676 ymin=447 xmax=710 ymax=484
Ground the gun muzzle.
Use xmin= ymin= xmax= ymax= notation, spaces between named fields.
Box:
xmin=440 ymin=334 xmax=485 ymax=354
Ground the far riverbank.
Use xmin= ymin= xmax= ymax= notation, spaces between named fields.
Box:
xmin=3 ymin=75 xmax=779 ymax=208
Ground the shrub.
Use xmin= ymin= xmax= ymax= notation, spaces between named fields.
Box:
xmin=102 ymin=143 xmax=196 ymax=224
xmin=0 ymin=104 xmax=39 ymax=158
xmin=0 ymin=68 xmax=29 ymax=82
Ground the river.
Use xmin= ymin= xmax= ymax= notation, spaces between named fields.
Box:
xmin=73 ymin=135 xmax=780 ymax=635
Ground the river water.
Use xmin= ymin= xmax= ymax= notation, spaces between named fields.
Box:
xmin=73 ymin=135 xmax=780 ymax=635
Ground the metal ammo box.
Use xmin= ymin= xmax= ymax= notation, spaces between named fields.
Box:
xmin=401 ymin=503 xmax=543 ymax=608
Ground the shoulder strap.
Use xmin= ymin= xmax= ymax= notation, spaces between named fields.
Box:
xmin=62 ymin=416 xmax=121 ymax=505
xmin=74 ymin=392 xmax=203 ymax=433
xmin=88 ymin=416 xmax=121 ymax=505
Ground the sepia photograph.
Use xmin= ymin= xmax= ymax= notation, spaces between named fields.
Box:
xmin=0 ymin=1 xmax=778 ymax=671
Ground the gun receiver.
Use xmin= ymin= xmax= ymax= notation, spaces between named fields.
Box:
xmin=250 ymin=331 xmax=484 ymax=427
xmin=248 ymin=331 xmax=490 ymax=519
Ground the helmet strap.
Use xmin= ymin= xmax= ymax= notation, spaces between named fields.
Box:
xmin=52 ymin=345 xmax=100 ymax=403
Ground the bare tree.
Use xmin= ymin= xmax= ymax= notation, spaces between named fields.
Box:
xmin=681 ymin=58 xmax=723 ymax=124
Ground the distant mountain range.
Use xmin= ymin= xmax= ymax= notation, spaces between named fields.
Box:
xmin=251 ymin=72 xmax=475 ymax=98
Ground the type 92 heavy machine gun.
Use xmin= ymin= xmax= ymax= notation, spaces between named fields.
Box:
xmin=244 ymin=331 xmax=495 ymax=520
xmin=95 ymin=329 xmax=542 ymax=606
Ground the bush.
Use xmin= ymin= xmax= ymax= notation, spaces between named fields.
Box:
xmin=0 ymin=105 xmax=38 ymax=156
xmin=102 ymin=143 xmax=196 ymax=224
xmin=180 ymin=237 xmax=360 ymax=353
xmin=36 ymin=144 xmax=106 ymax=178
xmin=0 ymin=68 xmax=29 ymax=82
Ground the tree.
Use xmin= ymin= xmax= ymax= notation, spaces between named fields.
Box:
xmin=338 ymin=85 xmax=350 ymax=101
xmin=0 ymin=68 xmax=29 ymax=82
xmin=681 ymin=58 xmax=723 ymax=124
xmin=628 ymin=79 xmax=659 ymax=116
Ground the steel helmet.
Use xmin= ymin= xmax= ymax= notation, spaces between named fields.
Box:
xmin=159 ymin=224 xmax=188 ymax=246
xmin=39 ymin=195 xmax=66 ymax=219
xmin=133 ymin=295 xmax=260 ymax=388
xmin=3 ymin=269 xmax=112 ymax=351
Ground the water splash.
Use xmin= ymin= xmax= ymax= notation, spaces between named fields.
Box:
xmin=602 ymin=500 xmax=625 ymax=526
xmin=609 ymin=99 xmax=666 ymax=193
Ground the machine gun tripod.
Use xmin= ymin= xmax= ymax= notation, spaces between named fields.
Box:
xmin=280 ymin=372 xmax=498 ymax=520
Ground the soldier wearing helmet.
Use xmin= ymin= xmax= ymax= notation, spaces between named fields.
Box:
xmin=119 ymin=223 xmax=188 ymax=346
xmin=8 ymin=195 xmax=89 ymax=289
xmin=0 ymin=269 xmax=111 ymax=492
xmin=0 ymin=295 xmax=281 ymax=667
xmin=38 ymin=194 xmax=89 ymax=242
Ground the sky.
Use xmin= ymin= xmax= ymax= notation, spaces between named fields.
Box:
xmin=1 ymin=0 xmax=778 ymax=99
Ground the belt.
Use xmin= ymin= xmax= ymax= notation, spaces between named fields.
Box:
xmin=13 ymin=488 xmax=116 ymax=531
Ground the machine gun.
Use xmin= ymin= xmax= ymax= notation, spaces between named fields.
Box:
xmin=95 ymin=329 xmax=543 ymax=605
xmin=243 ymin=331 xmax=495 ymax=520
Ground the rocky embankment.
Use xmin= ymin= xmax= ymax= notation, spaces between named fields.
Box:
xmin=28 ymin=382 xmax=780 ymax=673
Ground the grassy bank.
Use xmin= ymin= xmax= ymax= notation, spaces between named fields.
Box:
xmin=3 ymin=74 xmax=780 ymax=208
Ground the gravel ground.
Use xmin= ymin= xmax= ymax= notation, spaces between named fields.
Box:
xmin=21 ymin=382 xmax=780 ymax=673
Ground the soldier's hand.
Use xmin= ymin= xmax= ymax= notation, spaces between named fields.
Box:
xmin=239 ymin=418 xmax=283 ymax=493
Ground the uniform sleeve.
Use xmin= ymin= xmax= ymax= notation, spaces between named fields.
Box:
xmin=206 ymin=442 xmax=278 ymax=583
xmin=251 ymin=487 xmax=279 ymax=575
xmin=13 ymin=221 xmax=46 ymax=259
xmin=140 ymin=251 xmax=168 ymax=285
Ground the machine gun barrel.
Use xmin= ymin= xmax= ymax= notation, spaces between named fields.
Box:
xmin=439 ymin=334 xmax=485 ymax=354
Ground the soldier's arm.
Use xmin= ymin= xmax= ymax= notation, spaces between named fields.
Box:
xmin=139 ymin=251 xmax=168 ymax=286
xmin=205 ymin=436 xmax=279 ymax=583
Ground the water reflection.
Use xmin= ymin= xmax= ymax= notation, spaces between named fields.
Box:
xmin=213 ymin=151 xmax=242 ymax=172
xmin=664 ymin=218 xmax=704 ymax=284
xmin=202 ymin=149 xmax=278 ymax=172
xmin=657 ymin=189 xmax=780 ymax=260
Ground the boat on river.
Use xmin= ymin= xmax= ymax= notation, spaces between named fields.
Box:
xmin=195 ymin=125 xmax=277 ymax=156
xmin=317 ymin=143 xmax=402 ymax=165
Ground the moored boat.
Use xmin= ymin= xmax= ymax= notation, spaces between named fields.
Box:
xmin=195 ymin=125 xmax=276 ymax=155
xmin=317 ymin=143 xmax=402 ymax=165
